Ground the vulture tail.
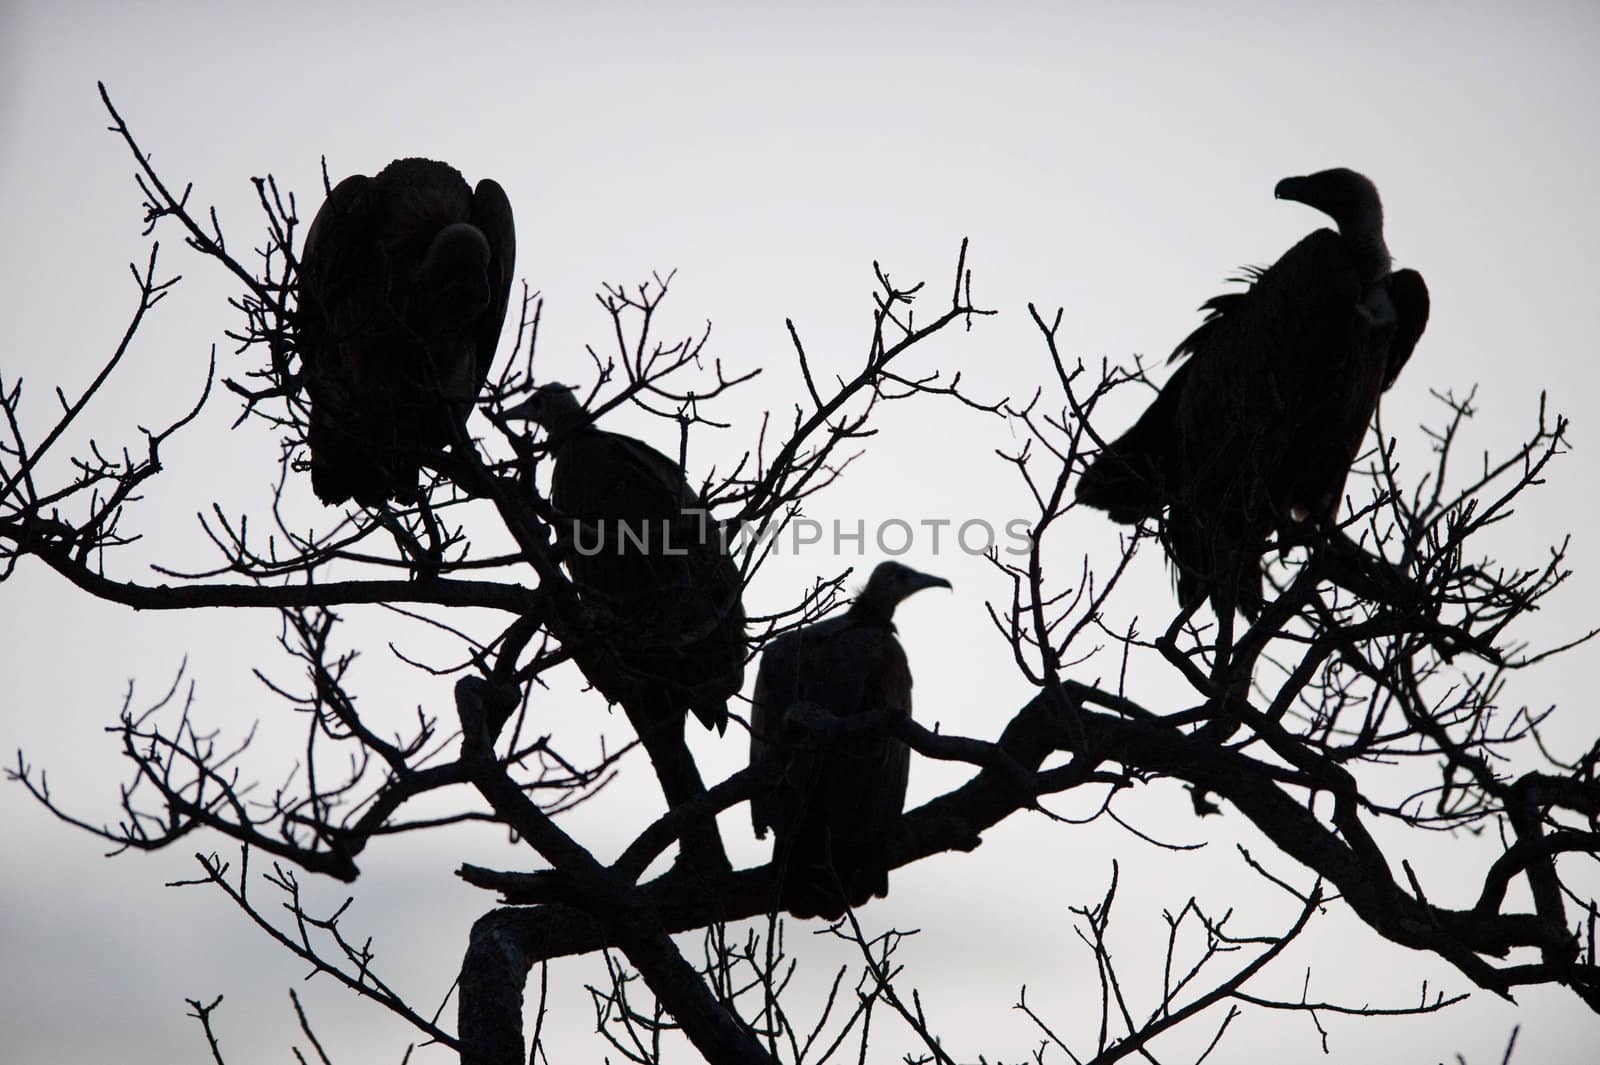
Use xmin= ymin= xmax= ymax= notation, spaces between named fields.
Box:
xmin=688 ymin=698 xmax=730 ymax=735
xmin=307 ymin=411 xmax=420 ymax=506
xmin=1166 ymin=509 xmax=1265 ymax=622
xmin=776 ymin=827 xmax=885 ymax=921
xmin=772 ymin=820 xmax=835 ymax=920
xmin=781 ymin=877 xmax=844 ymax=922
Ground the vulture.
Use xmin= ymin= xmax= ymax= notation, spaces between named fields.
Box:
xmin=750 ymin=561 xmax=951 ymax=920
xmin=503 ymin=384 xmax=746 ymax=870
xmin=503 ymin=383 xmax=747 ymax=736
xmin=1075 ymin=168 xmax=1429 ymax=617
xmin=296 ymin=158 xmax=515 ymax=506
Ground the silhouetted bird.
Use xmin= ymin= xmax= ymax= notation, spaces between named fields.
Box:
xmin=503 ymin=383 xmax=746 ymax=733
xmin=1075 ymin=168 xmax=1428 ymax=617
xmin=297 ymin=158 xmax=515 ymax=506
xmin=750 ymin=561 xmax=951 ymax=920
xmin=503 ymin=384 xmax=746 ymax=868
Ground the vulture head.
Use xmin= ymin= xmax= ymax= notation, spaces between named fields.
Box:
xmin=416 ymin=222 xmax=495 ymax=321
xmin=1275 ymin=167 xmax=1389 ymax=279
xmin=1274 ymin=168 xmax=1380 ymax=226
xmin=853 ymin=562 xmax=953 ymax=623
xmin=500 ymin=382 xmax=591 ymax=439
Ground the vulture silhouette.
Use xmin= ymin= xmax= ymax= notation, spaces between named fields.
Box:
xmin=296 ymin=158 xmax=515 ymax=506
xmin=504 ymin=383 xmax=746 ymax=868
xmin=750 ymin=561 xmax=950 ymax=920
xmin=1075 ymin=168 xmax=1429 ymax=616
xmin=503 ymin=383 xmax=746 ymax=733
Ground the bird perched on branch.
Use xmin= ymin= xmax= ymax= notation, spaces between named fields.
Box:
xmin=1075 ymin=168 xmax=1428 ymax=617
xmin=503 ymin=383 xmax=747 ymax=734
xmin=750 ymin=561 xmax=951 ymax=920
xmin=503 ymin=384 xmax=745 ymax=870
xmin=296 ymin=158 xmax=515 ymax=506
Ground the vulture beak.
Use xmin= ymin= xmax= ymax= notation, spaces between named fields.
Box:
xmin=492 ymin=385 xmax=590 ymax=437
xmin=498 ymin=396 xmax=537 ymax=421
xmin=1274 ymin=175 xmax=1310 ymax=203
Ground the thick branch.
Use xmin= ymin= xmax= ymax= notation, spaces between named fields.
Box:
xmin=8 ymin=537 xmax=535 ymax=613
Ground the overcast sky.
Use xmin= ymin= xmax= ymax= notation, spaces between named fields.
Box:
xmin=4 ymin=2 xmax=1599 ymax=1063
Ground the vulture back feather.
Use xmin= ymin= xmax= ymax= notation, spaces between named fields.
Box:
xmin=750 ymin=562 xmax=950 ymax=920
xmin=297 ymin=158 xmax=515 ymax=505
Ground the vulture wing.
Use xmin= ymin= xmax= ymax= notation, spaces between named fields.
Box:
xmin=1381 ymin=268 xmax=1430 ymax=392
xmin=299 ymin=172 xmax=406 ymax=506
xmin=552 ymin=428 xmax=744 ymax=733
xmin=1073 ymin=358 xmax=1194 ymax=523
xmin=1167 ymin=266 xmax=1266 ymax=364
xmin=469 ymin=178 xmax=517 ymax=396
xmin=749 ymin=623 xmax=812 ymax=841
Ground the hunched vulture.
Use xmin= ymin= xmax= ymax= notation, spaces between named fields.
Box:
xmin=503 ymin=383 xmax=746 ymax=734
xmin=750 ymin=561 xmax=951 ymax=920
xmin=1075 ymin=168 xmax=1429 ymax=617
xmin=503 ymin=383 xmax=746 ymax=868
xmin=296 ymin=158 xmax=515 ymax=506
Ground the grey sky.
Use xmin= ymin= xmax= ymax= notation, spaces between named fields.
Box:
xmin=4 ymin=2 xmax=1599 ymax=1062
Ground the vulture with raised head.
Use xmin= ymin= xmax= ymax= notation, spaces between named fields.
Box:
xmin=750 ymin=561 xmax=951 ymax=920
xmin=1075 ymin=168 xmax=1429 ymax=616
xmin=296 ymin=158 xmax=515 ymax=506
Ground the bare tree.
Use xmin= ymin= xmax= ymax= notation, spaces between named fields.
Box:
xmin=4 ymin=87 xmax=1596 ymax=1064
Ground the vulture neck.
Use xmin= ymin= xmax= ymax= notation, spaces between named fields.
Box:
xmin=846 ymin=593 xmax=900 ymax=631
xmin=542 ymin=427 xmax=585 ymax=455
xmin=1340 ymin=205 xmax=1392 ymax=283
xmin=537 ymin=416 xmax=597 ymax=455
